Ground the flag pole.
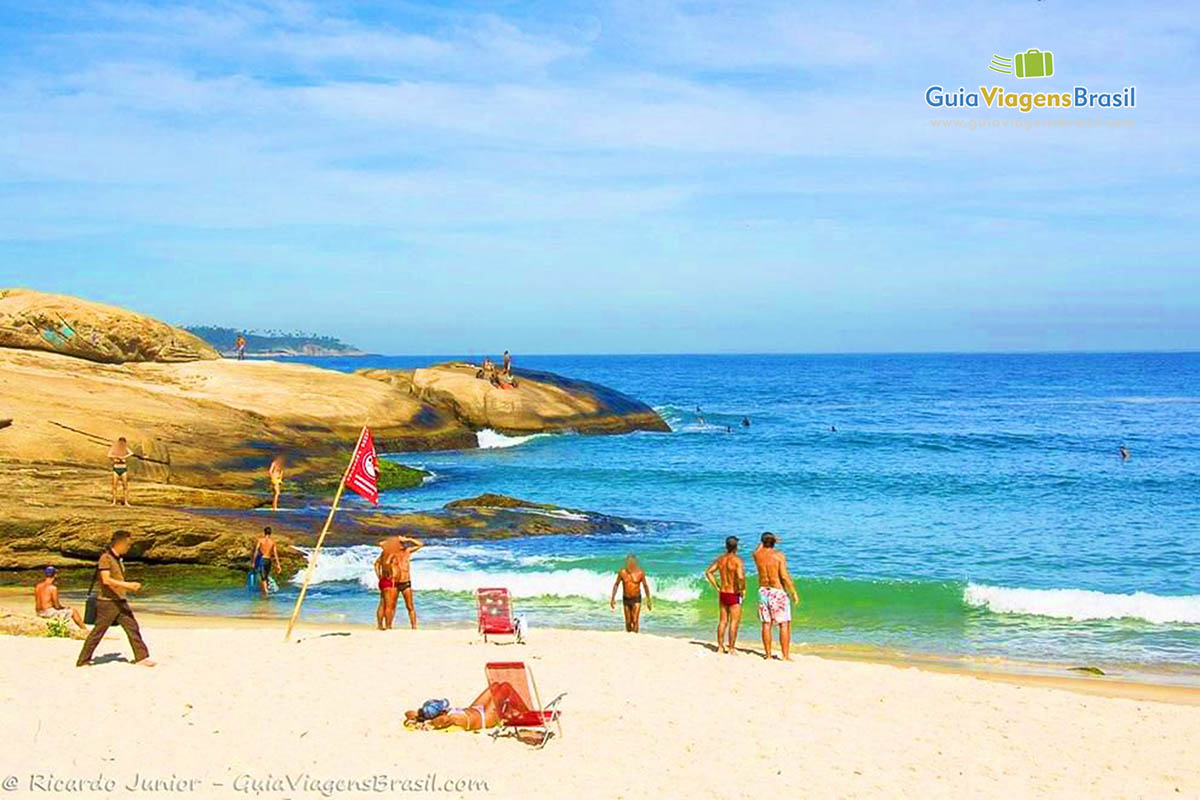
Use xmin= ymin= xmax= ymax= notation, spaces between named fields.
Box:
xmin=284 ymin=426 xmax=363 ymax=642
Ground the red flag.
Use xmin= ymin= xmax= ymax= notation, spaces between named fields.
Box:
xmin=344 ymin=427 xmax=379 ymax=505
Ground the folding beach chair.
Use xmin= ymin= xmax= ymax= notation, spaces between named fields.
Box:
xmin=476 ymin=587 xmax=522 ymax=644
xmin=485 ymin=661 xmax=565 ymax=748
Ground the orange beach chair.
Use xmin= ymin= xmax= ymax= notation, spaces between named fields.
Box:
xmin=476 ymin=587 xmax=523 ymax=644
xmin=485 ymin=661 xmax=564 ymax=748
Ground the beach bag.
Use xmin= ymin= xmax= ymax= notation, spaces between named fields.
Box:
xmin=419 ymin=699 xmax=450 ymax=721
xmin=83 ymin=567 xmax=99 ymax=625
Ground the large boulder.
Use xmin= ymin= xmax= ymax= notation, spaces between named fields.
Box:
xmin=359 ymin=362 xmax=670 ymax=435
xmin=0 ymin=348 xmax=476 ymax=491
xmin=0 ymin=288 xmax=218 ymax=363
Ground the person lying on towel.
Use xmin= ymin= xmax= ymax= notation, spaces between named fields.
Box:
xmin=404 ymin=681 xmax=527 ymax=731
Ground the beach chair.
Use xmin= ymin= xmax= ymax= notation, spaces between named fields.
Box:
xmin=476 ymin=588 xmax=522 ymax=644
xmin=485 ymin=661 xmax=564 ymax=748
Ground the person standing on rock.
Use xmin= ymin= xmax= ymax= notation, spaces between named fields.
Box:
xmin=107 ymin=436 xmax=132 ymax=506
xmin=268 ymin=456 xmax=285 ymax=511
xmin=77 ymin=530 xmax=154 ymax=667
xmin=503 ymin=350 xmax=512 ymax=375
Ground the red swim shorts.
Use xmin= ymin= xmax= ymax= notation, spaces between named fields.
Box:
xmin=719 ymin=591 xmax=742 ymax=607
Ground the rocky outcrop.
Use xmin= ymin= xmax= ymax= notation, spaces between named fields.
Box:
xmin=0 ymin=289 xmax=219 ymax=363
xmin=359 ymin=362 xmax=670 ymax=436
xmin=0 ymin=348 xmax=475 ymax=492
xmin=0 ymin=493 xmax=637 ymax=572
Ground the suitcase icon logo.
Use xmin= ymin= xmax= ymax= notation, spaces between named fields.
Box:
xmin=989 ymin=49 xmax=1054 ymax=79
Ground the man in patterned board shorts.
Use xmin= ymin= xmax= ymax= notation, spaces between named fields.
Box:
xmin=753 ymin=532 xmax=801 ymax=660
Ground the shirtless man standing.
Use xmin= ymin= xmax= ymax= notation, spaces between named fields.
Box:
xmin=34 ymin=566 xmax=86 ymax=630
xmin=753 ymin=532 xmax=801 ymax=661
xmin=107 ymin=437 xmax=132 ymax=506
xmin=704 ymin=536 xmax=746 ymax=654
xmin=609 ymin=554 xmax=652 ymax=633
xmin=379 ymin=534 xmax=424 ymax=629
xmin=251 ymin=526 xmax=280 ymax=598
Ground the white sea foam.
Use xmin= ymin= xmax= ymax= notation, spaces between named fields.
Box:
xmin=293 ymin=545 xmax=702 ymax=602
xmin=476 ymin=428 xmax=548 ymax=449
xmin=964 ymin=583 xmax=1200 ymax=625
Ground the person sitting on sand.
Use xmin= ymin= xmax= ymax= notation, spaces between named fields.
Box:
xmin=404 ymin=681 xmax=529 ymax=732
xmin=380 ymin=534 xmax=424 ymax=629
xmin=268 ymin=456 xmax=285 ymax=511
xmin=753 ymin=532 xmax=800 ymax=661
xmin=705 ymin=536 xmax=745 ymax=654
xmin=610 ymin=554 xmax=652 ymax=632
xmin=107 ymin=436 xmax=132 ymax=506
xmin=251 ymin=526 xmax=280 ymax=598
xmin=34 ymin=566 xmax=86 ymax=630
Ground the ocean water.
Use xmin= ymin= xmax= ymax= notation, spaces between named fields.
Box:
xmin=142 ymin=353 xmax=1200 ymax=671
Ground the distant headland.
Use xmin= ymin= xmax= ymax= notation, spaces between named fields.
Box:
xmin=183 ymin=325 xmax=366 ymax=357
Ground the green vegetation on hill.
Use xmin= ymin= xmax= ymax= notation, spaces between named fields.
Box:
xmin=184 ymin=325 xmax=362 ymax=355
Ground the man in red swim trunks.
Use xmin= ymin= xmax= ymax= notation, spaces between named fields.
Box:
xmin=704 ymin=536 xmax=746 ymax=654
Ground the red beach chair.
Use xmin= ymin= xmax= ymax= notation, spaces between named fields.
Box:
xmin=485 ymin=661 xmax=564 ymax=748
xmin=476 ymin=587 xmax=522 ymax=644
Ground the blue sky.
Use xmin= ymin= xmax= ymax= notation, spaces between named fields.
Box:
xmin=0 ymin=0 xmax=1196 ymax=353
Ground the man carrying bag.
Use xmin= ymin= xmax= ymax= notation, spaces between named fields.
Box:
xmin=77 ymin=530 xmax=155 ymax=667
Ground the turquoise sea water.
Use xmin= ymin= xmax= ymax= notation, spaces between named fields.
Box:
xmin=137 ymin=354 xmax=1200 ymax=671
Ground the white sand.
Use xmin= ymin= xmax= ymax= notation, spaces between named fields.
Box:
xmin=1 ymin=622 xmax=1198 ymax=799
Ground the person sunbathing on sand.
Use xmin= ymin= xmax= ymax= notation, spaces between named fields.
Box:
xmin=404 ymin=681 xmax=528 ymax=732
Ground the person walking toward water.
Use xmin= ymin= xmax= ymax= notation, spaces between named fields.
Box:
xmin=251 ymin=527 xmax=280 ymax=598
xmin=268 ymin=456 xmax=285 ymax=511
xmin=704 ymin=536 xmax=746 ymax=654
xmin=107 ymin=436 xmax=132 ymax=506
xmin=610 ymin=554 xmax=652 ymax=632
xmin=34 ymin=566 xmax=86 ymax=630
xmin=77 ymin=530 xmax=153 ymax=667
xmin=753 ymin=532 xmax=800 ymax=661
xmin=379 ymin=534 xmax=424 ymax=629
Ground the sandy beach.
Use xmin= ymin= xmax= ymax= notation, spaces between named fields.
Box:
xmin=1 ymin=606 xmax=1198 ymax=800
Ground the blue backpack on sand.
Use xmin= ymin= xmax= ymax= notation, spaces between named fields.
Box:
xmin=419 ymin=699 xmax=450 ymax=720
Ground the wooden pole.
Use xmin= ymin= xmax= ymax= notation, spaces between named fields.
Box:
xmin=283 ymin=428 xmax=362 ymax=642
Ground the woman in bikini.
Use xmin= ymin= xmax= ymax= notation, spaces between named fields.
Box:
xmin=107 ymin=437 xmax=132 ymax=506
xmin=404 ymin=681 xmax=528 ymax=732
